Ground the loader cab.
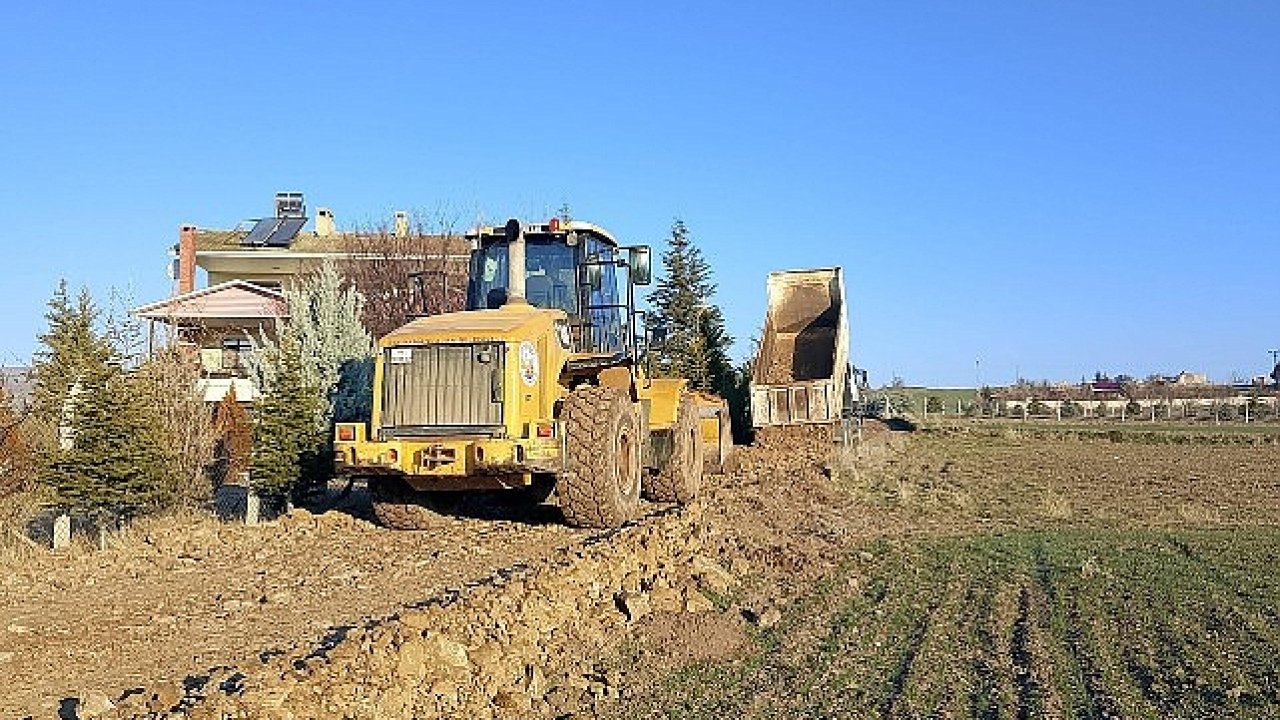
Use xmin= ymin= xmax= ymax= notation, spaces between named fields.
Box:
xmin=465 ymin=220 xmax=651 ymax=360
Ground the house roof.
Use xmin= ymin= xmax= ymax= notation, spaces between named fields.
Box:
xmin=132 ymin=280 xmax=287 ymax=321
xmin=194 ymin=228 xmax=471 ymax=255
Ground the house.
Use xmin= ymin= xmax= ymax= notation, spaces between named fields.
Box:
xmin=176 ymin=192 xmax=469 ymax=294
xmin=133 ymin=191 xmax=470 ymax=402
xmin=132 ymin=280 xmax=287 ymax=402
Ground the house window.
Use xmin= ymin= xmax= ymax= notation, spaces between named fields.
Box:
xmin=222 ymin=336 xmax=253 ymax=371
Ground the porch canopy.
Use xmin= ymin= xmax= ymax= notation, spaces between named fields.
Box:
xmin=132 ymin=280 xmax=287 ymax=328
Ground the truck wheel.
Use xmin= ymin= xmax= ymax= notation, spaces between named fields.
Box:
xmin=368 ymin=477 xmax=456 ymax=529
xmin=559 ymin=385 xmax=642 ymax=528
xmin=645 ymin=394 xmax=703 ymax=503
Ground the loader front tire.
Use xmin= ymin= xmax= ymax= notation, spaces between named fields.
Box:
xmin=559 ymin=385 xmax=642 ymax=528
xmin=645 ymin=394 xmax=704 ymax=503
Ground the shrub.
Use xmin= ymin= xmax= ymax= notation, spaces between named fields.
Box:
xmin=1027 ymin=400 xmax=1051 ymax=417
xmin=213 ymin=386 xmax=252 ymax=486
xmin=1216 ymin=403 xmax=1238 ymax=422
xmin=926 ymin=396 xmax=945 ymax=414
xmin=0 ymin=390 xmax=35 ymax=498
xmin=1060 ymin=401 xmax=1082 ymax=419
xmin=132 ymin=349 xmax=218 ymax=506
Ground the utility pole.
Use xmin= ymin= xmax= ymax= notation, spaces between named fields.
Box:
xmin=1270 ymin=349 xmax=1279 ymax=388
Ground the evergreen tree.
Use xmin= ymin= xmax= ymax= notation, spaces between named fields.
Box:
xmin=42 ymin=345 xmax=171 ymax=521
xmin=249 ymin=259 xmax=373 ymax=425
xmin=648 ymin=219 xmax=735 ymax=395
xmin=251 ymin=327 xmax=322 ymax=501
xmin=33 ymin=282 xmax=110 ymax=425
xmin=247 ymin=260 xmax=371 ymax=499
xmin=35 ymin=283 xmax=175 ymax=521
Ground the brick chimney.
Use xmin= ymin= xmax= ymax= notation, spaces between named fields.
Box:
xmin=178 ymin=224 xmax=197 ymax=294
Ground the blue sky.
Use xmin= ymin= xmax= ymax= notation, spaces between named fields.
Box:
xmin=1 ymin=2 xmax=1276 ymax=386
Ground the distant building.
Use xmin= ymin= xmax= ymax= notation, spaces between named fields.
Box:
xmin=1087 ymin=380 xmax=1124 ymax=398
xmin=1173 ymin=371 xmax=1209 ymax=386
xmin=0 ymin=367 xmax=33 ymax=410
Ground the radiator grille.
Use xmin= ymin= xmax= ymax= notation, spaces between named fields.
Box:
xmin=380 ymin=343 xmax=504 ymax=434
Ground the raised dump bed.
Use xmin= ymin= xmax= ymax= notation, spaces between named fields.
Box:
xmin=750 ymin=268 xmax=852 ymax=427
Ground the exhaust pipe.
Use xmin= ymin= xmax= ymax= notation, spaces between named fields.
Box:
xmin=504 ymin=218 xmax=527 ymax=305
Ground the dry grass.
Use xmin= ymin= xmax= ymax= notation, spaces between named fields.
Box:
xmin=0 ymin=489 xmax=51 ymax=561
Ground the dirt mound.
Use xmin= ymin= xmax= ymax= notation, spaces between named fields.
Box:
xmin=101 ymin=508 xmax=719 ymax=719
xmin=0 ymin=492 xmax=581 ymax=718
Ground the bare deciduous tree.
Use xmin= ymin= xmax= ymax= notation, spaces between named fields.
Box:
xmin=339 ymin=208 xmax=472 ymax=339
xmin=132 ymin=348 xmax=219 ymax=506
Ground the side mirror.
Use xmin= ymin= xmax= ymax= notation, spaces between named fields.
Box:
xmin=628 ymin=246 xmax=652 ymax=286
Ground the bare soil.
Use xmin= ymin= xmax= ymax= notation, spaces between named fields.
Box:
xmin=8 ymin=420 xmax=1275 ymax=719
xmin=0 ymin=491 xmax=583 ymax=718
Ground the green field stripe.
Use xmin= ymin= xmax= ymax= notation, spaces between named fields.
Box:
xmin=1030 ymin=536 xmax=1119 ymax=719
xmin=895 ymin=551 xmax=982 ymax=716
xmin=805 ymin=547 xmax=928 ymax=716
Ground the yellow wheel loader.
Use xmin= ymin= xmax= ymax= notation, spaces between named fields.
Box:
xmin=334 ymin=218 xmax=733 ymax=529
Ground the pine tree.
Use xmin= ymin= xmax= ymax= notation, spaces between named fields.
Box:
xmin=42 ymin=346 xmax=171 ymax=521
xmin=251 ymin=327 xmax=321 ymax=501
xmin=246 ymin=260 xmax=371 ymax=499
xmin=33 ymin=282 xmax=110 ymax=425
xmin=249 ymin=259 xmax=373 ymax=425
xmin=36 ymin=283 xmax=175 ymax=521
xmin=648 ymin=219 xmax=735 ymax=394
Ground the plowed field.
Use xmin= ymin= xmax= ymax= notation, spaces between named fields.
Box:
xmin=617 ymin=425 xmax=1280 ymax=720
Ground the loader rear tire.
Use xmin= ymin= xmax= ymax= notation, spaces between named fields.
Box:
xmin=368 ymin=477 xmax=457 ymax=530
xmin=558 ymin=385 xmax=642 ymax=528
xmin=645 ymin=394 xmax=703 ymax=503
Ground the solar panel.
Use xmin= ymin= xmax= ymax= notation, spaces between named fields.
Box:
xmin=264 ymin=217 xmax=306 ymax=246
xmin=242 ymin=218 xmax=281 ymax=246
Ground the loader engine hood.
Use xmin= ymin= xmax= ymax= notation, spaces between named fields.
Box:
xmin=373 ymin=304 xmax=570 ymax=440
xmin=380 ymin=303 xmax=565 ymax=347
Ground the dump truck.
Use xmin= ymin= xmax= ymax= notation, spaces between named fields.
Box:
xmin=750 ymin=267 xmax=857 ymax=427
xmin=333 ymin=218 xmax=732 ymax=529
